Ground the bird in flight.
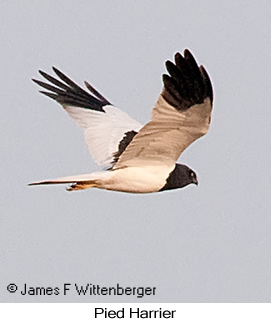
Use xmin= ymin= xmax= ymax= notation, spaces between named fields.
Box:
xmin=30 ymin=49 xmax=213 ymax=193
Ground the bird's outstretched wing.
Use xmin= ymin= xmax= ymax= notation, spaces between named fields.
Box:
xmin=114 ymin=49 xmax=213 ymax=169
xmin=33 ymin=68 xmax=142 ymax=169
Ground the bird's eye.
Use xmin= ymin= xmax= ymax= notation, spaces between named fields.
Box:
xmin=190 ymin=172 xmax=194 ymax=177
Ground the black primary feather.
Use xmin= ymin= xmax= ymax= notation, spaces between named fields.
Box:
xmin=33 ymin=68 xmax=111 ymax=112
xmin=162 ymin=49 xmax=213 ymax=110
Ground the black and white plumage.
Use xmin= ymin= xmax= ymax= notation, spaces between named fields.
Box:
xmin=29 ymin=49 xmax=213 ymax=193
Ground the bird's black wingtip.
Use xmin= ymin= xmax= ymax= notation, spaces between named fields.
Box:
xmin=52 ymin=66 xmax=59 ymax=73
xmin=199 ymin=65 xmax=213 ymax=104
xmin=162 ymin=48 xmax=213 ymax=109
xmin=38 ymin=69 xmax=49 ymax=78
xmin=32 ymin=66 xmax=111 ymax=111
xmin=183 ymin=48 xmax=193 ymax=58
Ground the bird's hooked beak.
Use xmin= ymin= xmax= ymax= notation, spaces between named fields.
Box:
xmin=193 ymin=177 xmax=198 ymax=186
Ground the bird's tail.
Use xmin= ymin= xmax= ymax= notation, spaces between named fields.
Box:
xmin=28 ymin=172 xmax=106 ymax=191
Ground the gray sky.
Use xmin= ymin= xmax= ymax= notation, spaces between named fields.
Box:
xmin=1 ymin=0 xmax=271 ymax=302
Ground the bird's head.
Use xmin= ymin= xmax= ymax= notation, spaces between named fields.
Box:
xmin=177 ymin=164 xmax=198 ymax=187
xmin=188 ymin=167 xmax=198 ymax=186
xmin=160 ymin=164 xmax=198 ymax=191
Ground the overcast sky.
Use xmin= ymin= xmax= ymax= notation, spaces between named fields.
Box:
xmin=1 ymin=0 xmax=271 ymax=302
